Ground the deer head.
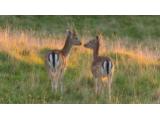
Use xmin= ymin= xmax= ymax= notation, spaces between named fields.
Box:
xmin=84 ymin=36 xmax=100 ymax=59
xmin=62 ymin=30 xmax=81 ymax=56
xmin=84 ymin=36 xmax=99 ymax=49
xmin=66 ymin=30 xmax=81 ymax=46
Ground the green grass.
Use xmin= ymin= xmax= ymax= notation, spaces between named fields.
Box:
xmin=0 ymin=50 xmax=159 ymax=103
xmin=1 ymin=16 xmax=160 ymax=41
xmin=0 ymin=16 xmax=160 ymax=103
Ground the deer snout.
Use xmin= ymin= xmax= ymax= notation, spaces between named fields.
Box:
xmin=84 ymin=43 xmax=89 ymax=48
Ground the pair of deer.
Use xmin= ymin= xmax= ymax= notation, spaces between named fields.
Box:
xmin=45 ymin=30 xmax=114 ymax=100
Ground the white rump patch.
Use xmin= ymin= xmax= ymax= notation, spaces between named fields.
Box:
xmin=48 ymin=53 xmax=53 ymax=69
xmin=109 ymin=61 xmax=112 ymax=73
xmin=101 ymin=60 xmax=112 ymax=74
xmin=54 ymin=54 xmax=59 ymax=68
xmin=101 ymin=61 xmax=107 ymax=74
xmin=103 ymin=61 xmax=107 ymax=72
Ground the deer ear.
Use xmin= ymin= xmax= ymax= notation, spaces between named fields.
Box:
xmin=66 ymin=29 xmax=71 ymax=36
xmin=96 ymin=35 xmax=100 ymax=40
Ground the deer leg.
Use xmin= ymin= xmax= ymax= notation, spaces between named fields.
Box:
xmin=101 ymin=80 xmax=105 ymax=96
xmin=95 ymin=78 xmax=98 ymax=96
xmin=59 ymin=71 xmax=64 ymax=95
xmin=60 ymin=80 xmax=64 ymax=95
xmin=108 ymin=81 xmax=111 ymax=102
xmin=100 ymin=79 xmax=107 ymax=100
xmin=99 ymin=78 xmax=104 ymax=95
xmin=52 ymin=72 xmax=59 ymax=93
xmin=51 ymin=80 xmax=55 ymax=92
xmin=54 ymin=79 xmax=59 ymax=93
xmin=51 ymin=79 xmax=58 ymax=93
xmin=95 ymin=78 xmax=102 ymax=96
xmin=108 ymin=74 xmax=112 ymax=102
xmin=48 ymin=71 xmax=56 ymax=92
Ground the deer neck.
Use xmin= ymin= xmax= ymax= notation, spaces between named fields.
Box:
xmin=93 ymin=43 xmax=99 ymax=61
xmin=61 ymin=37 xmax=72 ymax=57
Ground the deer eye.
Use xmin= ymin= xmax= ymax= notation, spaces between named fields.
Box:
xmin=75 ymin=37 xmax=78 ymax=40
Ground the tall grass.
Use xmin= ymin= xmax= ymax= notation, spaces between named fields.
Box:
xmin=1 ymin=16 xmax=160 ymax=40
xmin=0 ymin=30 xmax=160 ymax=103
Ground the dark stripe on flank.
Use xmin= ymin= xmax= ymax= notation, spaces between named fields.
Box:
xmin=102 ymin=60 xmax=112 ymax=74
xmin=106 ymin=61 xmax=109 ymax=74
xmin=48 ymin=52 xmax=59 ymax=68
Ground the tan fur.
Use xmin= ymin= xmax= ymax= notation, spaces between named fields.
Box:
xmin=45 ymin=30 xmax=81 ymax=94
xmin=45 ymin=50 xmax=66 ymax=93
xmin=84 ymin=36 xmax=114 ymax=102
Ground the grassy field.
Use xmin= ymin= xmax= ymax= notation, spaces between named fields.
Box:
xmin=0 ymin=16 xmax=160 ymax=103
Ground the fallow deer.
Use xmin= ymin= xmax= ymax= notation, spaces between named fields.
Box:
xmin=84 ymin=36 xmax=114 ymax=101
xmin=45 ymin=30 xmax=81 ymax=93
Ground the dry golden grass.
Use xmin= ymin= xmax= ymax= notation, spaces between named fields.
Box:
xmin=0 ymin=30 xmax=159 ymax=67
xmin=0 ymin=30 xmax=63 ymax=64
xmin=0 ymin=30 xmax=160 ymax=103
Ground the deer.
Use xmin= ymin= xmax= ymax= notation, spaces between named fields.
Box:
xmin=84 ymin=36 xmax=114 ymax=102
xmin=45 ymin=30 xmax=81 ymax=94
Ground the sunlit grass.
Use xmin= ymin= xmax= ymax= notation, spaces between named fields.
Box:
xmin=0 ymin=30 xmax=159 ymax=66
xmin=0 ymin=30 xmax=62 ymax=64
xmin=0 ymin=30 xmax=160 ymax=103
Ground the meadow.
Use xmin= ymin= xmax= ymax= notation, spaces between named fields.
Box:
xmin=0 ymin=16 xmax=160 ymax=103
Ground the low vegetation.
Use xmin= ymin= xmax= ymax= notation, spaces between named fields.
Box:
xmin=0 ymin=16 xmax=160 ymax=103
